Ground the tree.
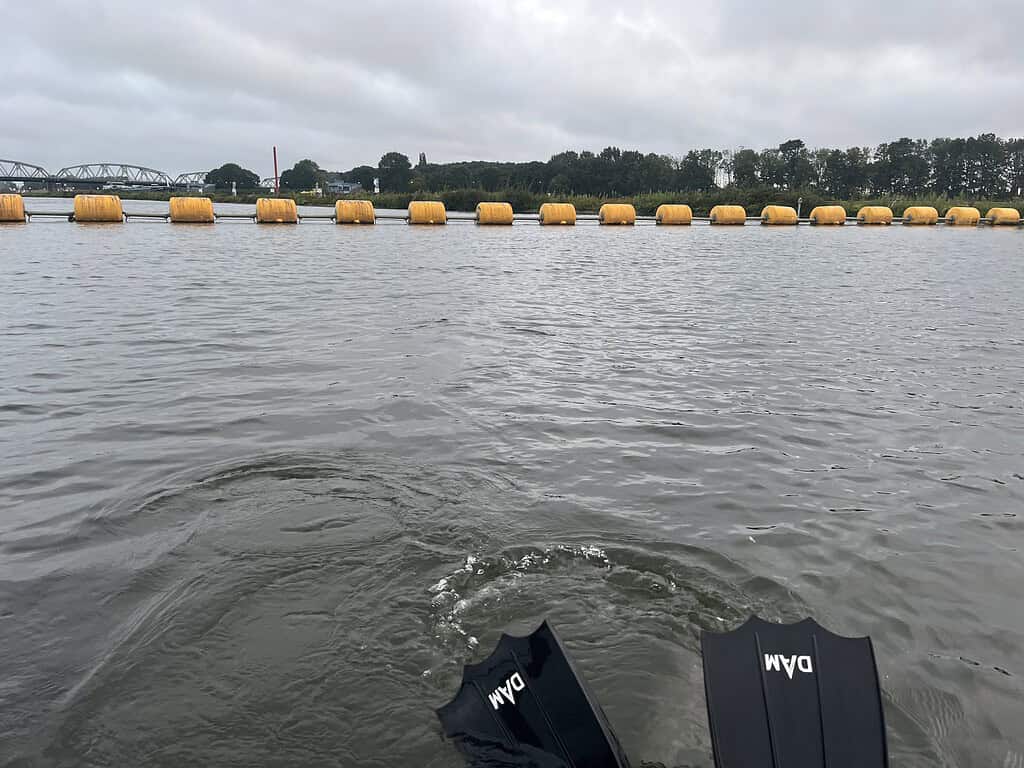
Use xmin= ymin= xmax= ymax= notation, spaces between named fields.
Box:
xmin=732 ymin=149 xmax=760 ymax=188
xmin=618 ymin=150 xmax=644 ymax=194
xmin=378 ymin=152 xmax=413 ymax=192
xmin=816 ymin=148 xmax=859 ymax=197
xmin=478 ymin=165 xmax=504 ymax=191
xmin=1006 ymin=138 xmax=1024 ymax=197
xmin=676 ymin=150 xmax=718 ymax=191
xmin=639 ymin=153 xmax=675 ymax=192
xmin=205 ymin=163 xmax=260 ymax=191
xmin=872 ymin=138 xmax=929 ymax=195
xmin=776 ymin=139 xmax=815 ymax=189
xmin=970 ymin=133 xmax=1006 ymax=197
xmin=344 ymin=165 xmax=377 ymax=191
xmin=280 ymin=159 xmax=325 ymax=191
xmin=930 ymin=137 xmax=963 ymax=197
xmin=548 ymin=173 xmax=571 ymax=194
xmin=719 ymin=149 xmax=735 ymax=186
xmin=418 ymin=152 xmax=428 ymax=168
xmin=844 ymin=147 xmax=871 ymax=197
xmin=757 ymin=149 xmax=784 ymax=188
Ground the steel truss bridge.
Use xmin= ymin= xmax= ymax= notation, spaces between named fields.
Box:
xmin=173 ymin=171 xmax=210 ymax=188
xmin=1 ymin=159 xmax=210 ymax=189
xmin=55 ymin=163 xmax=174 ymax=187
xmin=0 ymin=159 xmax=50 ymax=183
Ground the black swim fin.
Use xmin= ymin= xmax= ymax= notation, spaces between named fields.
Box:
xmin=700 ymin=616 xmax=889 ymax=768
xmin=436 ymin=620 xmax=631 ymax=767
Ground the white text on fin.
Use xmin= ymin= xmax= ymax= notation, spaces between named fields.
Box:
xmin=764 ymin=654 xmax=813 ymax=679
xmin=488 ymin=672 xmax=526 ymax=710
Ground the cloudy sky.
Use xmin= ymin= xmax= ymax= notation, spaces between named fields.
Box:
xmin=5 ymin=1 xmax=1023 ymax=177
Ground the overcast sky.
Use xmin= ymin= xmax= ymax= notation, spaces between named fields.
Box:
xmin=5 ymin=1 xmax=1023 ymax=177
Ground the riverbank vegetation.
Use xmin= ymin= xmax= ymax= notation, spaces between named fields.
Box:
xmin=351 ymin=134 xmax=1024 ymax=202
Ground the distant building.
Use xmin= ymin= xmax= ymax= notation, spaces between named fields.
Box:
xmin=326 ymin=179 xmax=363 ymax=195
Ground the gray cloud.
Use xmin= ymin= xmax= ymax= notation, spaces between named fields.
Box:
xmin=4 ymin=0 xmax=1023 ymax=177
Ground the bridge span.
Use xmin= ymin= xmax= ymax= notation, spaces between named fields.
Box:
xmin=0 ymin=159 xmax=50 ymax=184
xmin=54 ymin=163 xmax=174 ymax=188
xmin=1 ymin=159 xmax=207 ymax=189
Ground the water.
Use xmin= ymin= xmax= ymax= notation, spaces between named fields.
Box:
xmin=1 ymin=199 xmax=1022 ymax=767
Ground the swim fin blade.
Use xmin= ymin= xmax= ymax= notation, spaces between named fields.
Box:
xmin=700 ymin=616 xmax=889 ymax=768
xmin=436 ymin=620 xmax=631 ymax=767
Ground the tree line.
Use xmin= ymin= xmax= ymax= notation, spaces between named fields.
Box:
xmin=203 ymin=134 xmax=1024 ymax=200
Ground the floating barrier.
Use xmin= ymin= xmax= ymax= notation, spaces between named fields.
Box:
xmin=709 ymin=205 xmax=745 ymax=225
xmin=809 ymin=205 xmax=846 ymax=225
xmin=476 ymin=202 xmax=514 ymax=225
xmin=73 ymin=194 xmax=123 ymax=223
xmin=11 ymin=198 xmax=1023 ymax=230
xmin=0 ymin=193 xmax=26 ymax=223
xmin=857 ymin=206 xmax=893 ymax=225
xmin=903 ymin=206 xmax=938 ymax=225
xmin=256 ymin=198 xmax=298 ymax=224
xmin=760 ymin=205 xmax=798 ymax=225
xmin=169 ymin=196 xmax=214 ymax=223
xmin=945 ymin=206 xmax=981 ymax=226
xmin=987 ymin=207 xmax=1021 ymax=226
xmin=335 ymin=200 xmax=375 ymax=224
xmin=408 ymin=200 xmax=447 ymax=225
xmin=655 ymin=204 xmax=692 ymax=225
xmin=538 ymin=202 xmax=576 ymax=225
xmin=598 ymin=203 xmax=636 ymax=226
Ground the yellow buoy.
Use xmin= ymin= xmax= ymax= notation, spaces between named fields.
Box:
xmin=655 ymin=204 xmax=692 ymax=225
xmin=598 ymin=203 xmax=636 ymax=225
xmin=760 ymin=205 xmax=798 ymax=225
xmin=986 ymin=207 xmax=1021 ymax=226
xmin=538 ymin=202 xmax=576 ymax=225
xmin=256 ymin=198 xmax=298 ymax=224
xmin=856 ymin=206 xmax=893 ymax=225
xmin=335 ymin=200 xmax=376 ymax=224
xmin=169 ymin=197 xmax=215 ymax=223
xmin=809 ymin=205 xmax=846 ymax=225
xmin=475 ymin=201 xmax=514 ymax=225
xmin=0 ymin=193 xmax=26 ymax=223
xmin=945 ymin=206 xmax=980 ymax=226
xmin=407 ymin=200 xmax=447 ymax=225
xmin=903 ymin=206 xmax=938 ymax=225
xmin=709 ymin=205 xmax=746 ymax=225
xmin=73 ymin=194 xmax=123 ymax=223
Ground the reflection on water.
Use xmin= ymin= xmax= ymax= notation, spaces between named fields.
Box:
xmin=1 ymin=202 xmax=1022 ymax=766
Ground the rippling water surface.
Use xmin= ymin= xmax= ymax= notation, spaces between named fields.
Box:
xmin=1 ymin=199 xmax=1023 ymax=767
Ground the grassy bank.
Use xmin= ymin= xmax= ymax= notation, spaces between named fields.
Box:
xmin=22 ymin=187 xmax=1024 ymax=217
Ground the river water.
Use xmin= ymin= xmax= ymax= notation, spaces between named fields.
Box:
xmin=1 ymin=199 xmax=1022 ymax=767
